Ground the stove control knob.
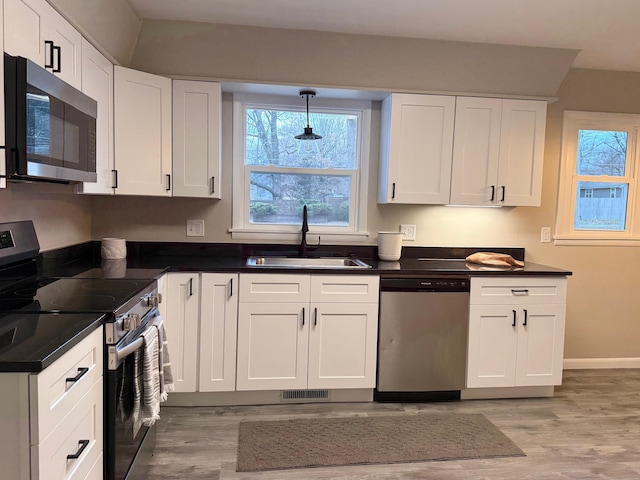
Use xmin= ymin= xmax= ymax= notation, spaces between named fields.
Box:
xmin=147 ymin=294 xmax=162 ymax=308
xmin=124 ymin=313 xmax=141 ymax=331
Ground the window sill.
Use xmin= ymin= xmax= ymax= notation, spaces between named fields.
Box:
xmin=554 ymin=236 xmax=640 ymax=246
xmin=228 ymin=228 xmax=370 ymax=243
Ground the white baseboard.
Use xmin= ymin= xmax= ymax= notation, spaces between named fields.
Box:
xmin=564 ymin=357 xmax=640 ymax=369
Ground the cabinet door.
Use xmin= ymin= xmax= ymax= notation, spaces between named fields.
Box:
xmin=0 ymin=0 xmax=5 ymax=190
xmin=199 ymin=273 xmax=238 ymax=392
xmin=44 ymin=7 xmax=82 ymax=89
xmin=4 ymin=0 xmax=47 ymax=64
xmin=172 ymin=80 xmax=221 ymax=198
xmin=497 ymin=99 xmax=547 ymax=206
xmin=515 ymin=304 xmax=566 ymax=386
xmin=78 ymin=39 xmax=114 ymax=195
xmin=307 ymin=302 xmax=378 ymax=389
xmin=114 ymin=66 xmax=172 ymax=196
xmin=450 ymin=97 xmax=502 ymax=206
xmin=466 ymin=304 xmax=518 ymax=388
xmin=378 ymin=93 xmax=455 ymax=204
xmin=236 ymin=302 xmax=308 ymax=391
xmin=164 ymin=273 xmax=200 ymax=392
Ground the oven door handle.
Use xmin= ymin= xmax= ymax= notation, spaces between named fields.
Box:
xmin=108 ymin=336 xmax=144 ymax=370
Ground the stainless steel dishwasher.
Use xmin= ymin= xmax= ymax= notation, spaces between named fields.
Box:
xmin=375 ymin=276 xmax=470 ymax=402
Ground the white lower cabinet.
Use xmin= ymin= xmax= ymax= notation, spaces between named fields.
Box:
xmin=164 ymin=272 xmax=238 ymax=393
xmin=164 ymin=272 xmax=200 ymax=392
xmin=466 ymin=277 xmax=567 ymax=389
xmin=236 ymin=274 xmax=379 ymax=391
xmin=199 ymin=273 xmax=238 ymax=391
xmin=0 ymin=327 xmax=103 ymax=480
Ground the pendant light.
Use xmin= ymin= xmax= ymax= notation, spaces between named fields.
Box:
xmin=295 ymin=90 xmax=322 ymax=141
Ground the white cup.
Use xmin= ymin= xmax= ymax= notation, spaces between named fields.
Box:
xmin=101 ymin=238 xmax=127 ymax=259
xmin=377 ymin=232 xmax=403 ymax=261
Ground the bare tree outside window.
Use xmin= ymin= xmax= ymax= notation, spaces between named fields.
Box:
xmin=245 ymin=108 xmax=358 ymax=226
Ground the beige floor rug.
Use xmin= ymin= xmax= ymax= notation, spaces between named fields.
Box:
xmin=237 ymin=413 xmax=524 ymax=472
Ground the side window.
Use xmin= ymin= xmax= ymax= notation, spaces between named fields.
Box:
xmin=556 ymin=111 xmax=640 ymax=244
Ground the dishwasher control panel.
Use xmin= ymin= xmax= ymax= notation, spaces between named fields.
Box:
xmin=380 ymin=277 xmax=469 ymax=292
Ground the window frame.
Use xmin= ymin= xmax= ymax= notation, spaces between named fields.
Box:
xmin=230 ymin=93 xmax=371 ymax=242
xmin=556 ymin=110 xmax=640 ymax=245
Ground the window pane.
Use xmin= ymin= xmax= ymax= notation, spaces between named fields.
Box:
xmin=245 ymin=108 xmax=358 ymax=169
xmin=576 ymin=129 xmax=627 ymax=176
xmin=249 ymin=172 xmax=351 ymax=226
xmin=575 ymin=181 xmax=628 ymax=231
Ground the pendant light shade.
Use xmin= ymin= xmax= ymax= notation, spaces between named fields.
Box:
xmin=295 ymin=90 xmax=322 ymax=140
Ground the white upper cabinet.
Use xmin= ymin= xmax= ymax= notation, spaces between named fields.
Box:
xmin=114 ymin=66 xmax=172 ymax=196
xmin=378 ymin=93 xmax=456 ymax=204
xmin=77 ymin=39 xmax=114 ymax=195
xmin=4 ymin=0 xmax=82 ymax=89
xmin=0 ymin=0 xmax=5 ymax=189
xmin=450 ymin=97 xmax=546 ymax=206
xmin=172 ymin=80 xmax=222 ymax=198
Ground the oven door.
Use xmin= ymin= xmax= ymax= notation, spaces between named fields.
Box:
xmin=105 ymin=312 xmax=159 ymax=480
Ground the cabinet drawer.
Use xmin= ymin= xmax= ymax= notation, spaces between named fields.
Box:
xmin=311 ymin=275 xmax=380 ymax=303
xmin=239 ymin=274 xmax=310 ymax=303
xmin=31 ymin=378 xmax=103 ymax=480
xmin=30 ymin=328 xmax=103 ymax=444
xmin=470 ymin=277 xmax=567 ymax=305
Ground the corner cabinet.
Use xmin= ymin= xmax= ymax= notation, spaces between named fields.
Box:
xmin=163 ymin=272 xmax=238 ymax=393
xmin=77 ymin=38 xmax=114 ymax=195
xmin=114 ymin=66 xmax=173 ymax=196
xmin=466 ymin=276 xmax=567 ymax=389
xmin=0 ymin=328 xmax=104 ymax=480
xmin=4 ymin=0 xmax=82 ymax=89
xmin=450 ymin=97 xmax=546 ymax=206
xmin=236 ymin=274 xmax=379 ymax=391
xmin=172 ymin=80 xmax=222 ymax=198
xmin=378 ymin=93 xmax=455 ymax=204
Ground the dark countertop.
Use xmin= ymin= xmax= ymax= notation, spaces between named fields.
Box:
xmin=36 ymin=242 xmax=572 ymax=278
xmin=0 ymin=312 xmax=105 ymax=372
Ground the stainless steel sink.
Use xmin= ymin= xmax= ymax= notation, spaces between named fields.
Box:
xmin=246 ymin=256 xmax=371 ymax=269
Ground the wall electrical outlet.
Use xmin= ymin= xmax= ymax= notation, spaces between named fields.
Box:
xmin=400 ymin=224 xmax=416 ymax=241
xmin=186 ymin=219 xmax=205 ymax=237
xmin=541 ymin=226 xmax=551 ymax=243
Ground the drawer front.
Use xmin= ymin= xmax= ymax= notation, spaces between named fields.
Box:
xmin=31 ymin=378 xmax=103 ymax=480
xmin=470 ymin=277 xmax=567 ymax=305
xmin=239 ymin=274 xmax=310 ymax=303
xmin=310 ymin=275 xmax=380 ymax=303
xmin=30 ymin=327 xmax=103 ymax=444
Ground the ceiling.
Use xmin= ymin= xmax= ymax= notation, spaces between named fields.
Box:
xmin=128 ymin=0 xmax=640 ymax=73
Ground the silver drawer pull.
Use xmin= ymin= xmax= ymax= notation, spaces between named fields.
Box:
xmin=511 ymin=289 xmax=529 ymax=295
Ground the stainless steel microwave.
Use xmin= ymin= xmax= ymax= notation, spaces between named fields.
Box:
xmin=4 ymin=53 xmax=97 ymax=183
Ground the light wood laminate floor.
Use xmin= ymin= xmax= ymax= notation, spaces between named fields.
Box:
xmin=147 ymin=369 xmax=640 ymax=479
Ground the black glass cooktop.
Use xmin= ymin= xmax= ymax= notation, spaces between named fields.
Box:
xmin=0 ymin=277 xmax=155 ymax=313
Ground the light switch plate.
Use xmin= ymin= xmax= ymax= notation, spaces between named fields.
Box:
xmin=541 ymin=226 xmax=551 ymax=243
xmin=400 ymin=224 xmax=416 ymax=241
xmin=187 ymin=219 xmax=205 ymax=237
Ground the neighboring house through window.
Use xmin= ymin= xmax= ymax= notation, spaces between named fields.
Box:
xmin=556 ymin=111 xmax=640 ymax=245
xmin=231 ymin=93 xmax=371 ymax=242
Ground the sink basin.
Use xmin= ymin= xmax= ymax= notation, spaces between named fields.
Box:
xmin=246 ymin=256 xmax=371 ymax=269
